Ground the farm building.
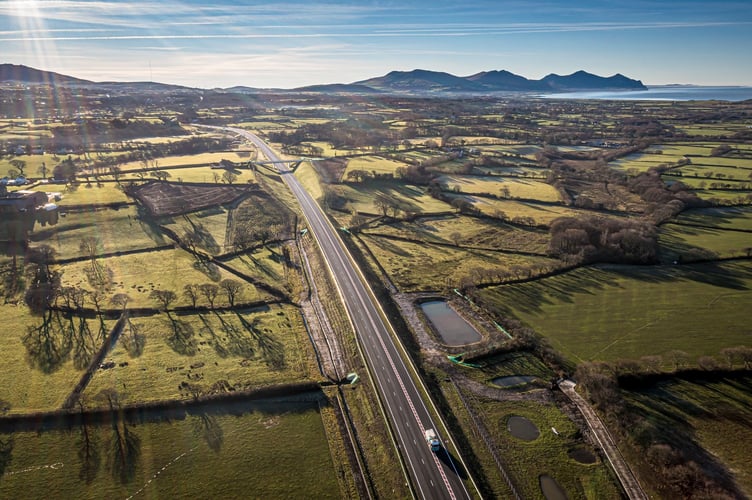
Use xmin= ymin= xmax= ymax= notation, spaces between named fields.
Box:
xmin=0 ymin=189 xmax=58 ymax=242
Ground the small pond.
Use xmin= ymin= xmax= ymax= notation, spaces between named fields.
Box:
xmin=506 ymin=415 xmax=540 ymax=441
xmin=420 ymin=300 xmax=481 ymax=346
xmin=492 ymin=375 xmax=537 ymax=388
xmin=568 ymin=447 xmax=597 ymax=464
xmin=539 ymin=474 xmax=568 ymax=500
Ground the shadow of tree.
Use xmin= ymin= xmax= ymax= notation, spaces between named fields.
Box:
xmin=0 ymin=436 xmax=12 ymax=477
xmin=235 ymin=312 xmax=285 ymax=370
xmin=213 ymin=312 xmax=255 ymax=359
xmin=164 ymin=313 xmax=197 ymax=356
xmin=192 ymin=413 xmax=224 ymax=453
xmin=107 ymin=420 xmax=141 ymax=485
xmin=22 ymin=310 xmax=71 ymax=373
xmin=77 ymin=418 xmax=101 ymax=484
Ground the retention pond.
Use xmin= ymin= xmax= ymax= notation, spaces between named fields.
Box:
xmin=420 ymin=300 xmax=481 ymax=346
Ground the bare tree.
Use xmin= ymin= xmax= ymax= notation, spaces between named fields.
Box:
xmin=219 ymin=279 xmax=243 ymax=307
xmin=198 ymin=283 xmax=219 ymax=308
xmin=449 ymin=232 xmax=462 ymax=246
xmin=222 ymin=170 xmax=237 ymax=184
xmin=183 ymin=284 xmax=200 ymax=308
xmin=110 ymin=293 xmax=130 ymax=311
xmin=149 ymin=289 xmax=176 ymax=311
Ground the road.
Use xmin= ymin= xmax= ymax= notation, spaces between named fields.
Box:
xmin=228 ymin=127 xmax=473 ymax=500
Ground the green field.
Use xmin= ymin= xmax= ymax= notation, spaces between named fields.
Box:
xmin=478 ymin=262 xmax=752 ymax=363
xmin=471 ymin=398 xmax=621 ymax=499
xmin=83 ymin=305 xmax=313 ymax=405
xmin=30 ymin=206 xmax=163 ymax=257
xmin=0 ymin=305 xmax=115 ymax=413
xmin=344 ymin=155 xmax=409 ymax=177
xmin=26 ymin=183 xmax=130 ymax=206
xmin=359 ymin=233 xmax=557 ymax=292
xmin=659 ymin=223 xmax=752 ymax=260
xmin=676 ymin=206 xmax=752 ymax=231
xmin=332 ymin=181 xmax=451 ymax=215
xmin=450 ymin=195 xmax=590 ymax=225
xmin=437 ymin=175 xmax=561 ymax=202
xmin=0 ymin=400 xmax=340 ymax=499
xmin=622 ymin=376 xmax=752 ymax=497
xmin=362 ymin=215 xmax=550 ymax=254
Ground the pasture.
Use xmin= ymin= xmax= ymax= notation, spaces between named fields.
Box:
xmin=0 ymin=399 xmax=340 ymax=499
xmin=0 ymin=305 xmax=112 ymax=413
xmin=622 ymin=376 xmax=752 ymax=497
xmin=478 ymin=262 xmax=752 ymax=363
xmin=358 ymin=233 xmax=556 ymax=291
xmin=470 ymin=398 xmax=620 ymax=500
xmin=659 ymin=223 xmax=752 ymax=260
xmin=437 ymin=175 xmax=561 ymax=202
xmin=362 ymin=216 xmax=550 ymax=254
xmin=83 ymin=305 xmax=313 ymax=405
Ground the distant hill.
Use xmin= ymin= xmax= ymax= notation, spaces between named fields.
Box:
xmin=0 ymin=63 xmax=91 ymax=86
xmin=539 ymin=70 xmax=646 ymax=91
xmin=0 ymin=63 xmax=647 ymax=94
xmin=355 ymin=69 xmax=485 ymax=92
xmin=292 ymin=83 xmax=383 ymax=94
xmin=466 ymin=70 xmax=539 ymax=91
xmin=355 ymin=68 xmax=646 ymax=93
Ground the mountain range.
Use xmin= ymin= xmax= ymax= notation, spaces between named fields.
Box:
xmin=0 ymin=63 xmax=646 ymax=94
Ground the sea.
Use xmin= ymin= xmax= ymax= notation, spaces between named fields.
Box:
xmin=538 ymin=86 xmax=752 ymax=102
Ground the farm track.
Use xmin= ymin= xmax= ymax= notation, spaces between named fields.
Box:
xmin=559 ymin=380 xmax=648 ymax=500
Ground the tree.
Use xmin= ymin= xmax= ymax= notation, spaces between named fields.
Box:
xmin=37 ymin=162 xmax=48 ymax=179
xmin=198 ymin=283 xmax=219 ymax=308
xmin=222 ymin=170 xmax=237 ymax=184
xmin=9 ymin=159 xmax=26 ymax=176
xmin=219 ymin=279 xmax=243 ymax=307
xmin=449 ymin=232 xmax=462 ymax=246
xmin=110 ymin=293 xmax=130 ymax=311
xmin=374 ymin=194 xmax=391 ymax=216
xmin=183 ymin=284 xmax=200 ymax=308
xmin=151 ymin=170 xmax=171 ymax=182
xmin=149 ymin=289 xmax=176 ymax=311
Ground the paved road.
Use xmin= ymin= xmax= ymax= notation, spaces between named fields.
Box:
xmin=227 ymin=127 xmax=473 ymax=500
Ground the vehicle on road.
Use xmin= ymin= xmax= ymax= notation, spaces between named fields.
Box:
xmin=425 ymin=429 xmax=441 ymax=452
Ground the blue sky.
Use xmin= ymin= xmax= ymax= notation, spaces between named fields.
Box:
xmin=1 ymin=0 xmax=750 ymax=88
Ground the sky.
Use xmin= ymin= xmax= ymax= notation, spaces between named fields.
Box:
xmin=1 ymin=0 xmax=751 ymax=89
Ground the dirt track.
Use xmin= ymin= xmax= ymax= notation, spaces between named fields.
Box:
xmin=559 ymin=380 xmax=648 ymax=500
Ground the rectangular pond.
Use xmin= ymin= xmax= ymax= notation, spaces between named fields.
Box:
xmin=420 ymin=300 xmax=482 ymax=346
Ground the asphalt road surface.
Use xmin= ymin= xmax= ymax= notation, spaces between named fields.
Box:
xmin=227 ymin=127 xmax=473 ymax=500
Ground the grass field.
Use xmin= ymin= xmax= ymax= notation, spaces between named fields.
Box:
xmin=343 ymin=155 xmax=409 ymax=177
xmin=478 ymin=261 xmax=752 ymax=363
xmin=449 ymin=195 xmax=591 ymax=226
xmin=30 ymin=206 xmax=163 ymax=258
xmin=26 ymin=182 xmax=130 ymax=206
xmin=659 ymin=223 xmax=752 ymax=260
xmin=676 ymin=206 xmax=752 ymax=231
xmin=333 ymin=181 xmax=451 ymax=215
xmin=83 ymin=305 xmax=313 ymax=406
xmin=363 ymin=216 xmax=550 ymax=254
xmin=437 ymin=175 xmax=561 ymax=202
xmin=61 ymin=248 xmax=271 ymax=308
xmin=622 ymin=376 xmax=752 ymax=497
xmin=0 ymin=305 xmax=115 ymax=414
xmin=359 ymin=233 xmax=556 ymax=291
xmin=471 ymin=397 xmax=621 ymax=499
xmin=0 ymin=399 xmax=340 ymax=499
